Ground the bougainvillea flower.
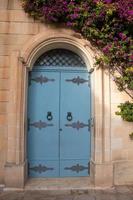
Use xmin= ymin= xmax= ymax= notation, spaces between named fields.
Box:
xmin=104 ymin=0 xmax=112 ymax=3
xmin=21 ymin=0 xmax=133 ymax=93
xmin=119 ymin=33 xmax=127 ymax=40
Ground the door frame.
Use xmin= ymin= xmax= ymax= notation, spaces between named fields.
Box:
xmin=5 ymin=31 xmax=113 ymax=188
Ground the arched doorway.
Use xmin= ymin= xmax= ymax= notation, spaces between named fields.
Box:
xmin=5 ymin=31 xmax=113 ymax=188
xmin=27 ymin=49 xmax=91 ymax=178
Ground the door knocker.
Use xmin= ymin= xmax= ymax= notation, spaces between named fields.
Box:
xmin=47 ymin=112 xmax=53 ymax=121
xmin=67 ymin=112 xmax=73 ymax=121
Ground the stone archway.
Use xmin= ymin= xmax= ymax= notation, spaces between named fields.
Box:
xmin=4 ymin=30 xmax=113 ymax=188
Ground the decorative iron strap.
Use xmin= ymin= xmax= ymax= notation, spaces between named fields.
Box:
xmin=29 ymin=164 xmax=54 ymax=173
xmin=65 ymin=120 xmax=90 ymax=131
xmin=30 ymin=75 xmax=55 ymax=85
xmin=64 ymin=164 xmax=89 ymax=173
xmin=65 ymin=76 xmax=90 ymax=86
xmin=28 ymin=119 xmax=53 ymax=130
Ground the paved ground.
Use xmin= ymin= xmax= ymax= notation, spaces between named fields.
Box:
xmin=0 ymin=186 xmax=133 ymax=200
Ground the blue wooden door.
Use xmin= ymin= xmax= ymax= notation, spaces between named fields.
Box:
xmin=28 ymin=70 xmax=91 ymax=177
xmin=28 ymin=71 xmax=60 ymax=177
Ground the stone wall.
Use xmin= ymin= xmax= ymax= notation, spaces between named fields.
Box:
xmin=0 ymin=0 xmax=133 ymax=186
xmin=0 ymin=0 xmax=37 ymax=184
xmin=111 ymin=82 xmax=133 ymax=185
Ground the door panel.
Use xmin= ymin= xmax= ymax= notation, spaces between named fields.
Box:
xmin=60 ymin=72 xmax=91 ymax=176
xmin=28 ymin=71 xmax=60 ymax=177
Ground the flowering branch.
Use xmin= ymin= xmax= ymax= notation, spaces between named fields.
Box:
xmin=21 ymin=0 xmax=133 ymax=99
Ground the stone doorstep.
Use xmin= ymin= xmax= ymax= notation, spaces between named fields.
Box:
xmin=2 ymin=177 xmax=116 ymax=195
xmin=24 ymin=177 xmax=93 ymax=192
xmin=3 ymin=188 xmax=115 ymax=197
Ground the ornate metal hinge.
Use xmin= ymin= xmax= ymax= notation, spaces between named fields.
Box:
xmin=64 ymin=163 xmax=90 ymax=173
xmin=28 ymin=118 xmax=53 ymax=131
xmin=65 ymin=120 xmax=91 ymax=131
xmin=29 ymin=164 xmax=54 ymax=174
xmin=29 ymin=75 xmax=55 ymax=85
xmin=65 ymin=76 xmax=90 ymax=87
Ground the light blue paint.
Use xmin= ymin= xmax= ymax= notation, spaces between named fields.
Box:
xmin=27 ymin=69 xmax=91 ymax=177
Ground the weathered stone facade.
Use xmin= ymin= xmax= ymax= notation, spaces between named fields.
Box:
xmin=0 ymin=0 xmax=133 ymax=188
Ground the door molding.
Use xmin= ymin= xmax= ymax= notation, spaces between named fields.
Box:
xmin=5 ymin=29 xmax=112 ymax=187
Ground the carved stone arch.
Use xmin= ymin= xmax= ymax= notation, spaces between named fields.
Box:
xmin=5 ymin=30 xmax=112 ymax=188
xmin=20 ymin=34 xmax=94 ymax=70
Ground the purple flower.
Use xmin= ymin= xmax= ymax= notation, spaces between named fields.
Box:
xmin=114 ymin=37 xmax=118 ymax=41
xmin=128 ymin=10 xmax=133 ymax=16
xmin=103 ymin=45 xmax=111 ymax=54
xmin=67 ymin=21 xmax=73 ymax=26
xmin=130 ymin=55 xmax=133 ymax=62
xmin=104 ymin=0 xmax=112 ymax=3
xmin=69 ymin=13 xmax=79 ymax=20
xmin=74 ymin=7 xmax=80 ymax=12
xmin=93 ymin=0 xmax=98 ymax=3
xmin=119 ymin=33 xmax=127 ymax=40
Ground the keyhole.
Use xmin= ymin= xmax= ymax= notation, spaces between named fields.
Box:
xmin=47 ymin=112 xmax=53 ymax=121
xmin=67 ymin=112 xmax=73 ymax=121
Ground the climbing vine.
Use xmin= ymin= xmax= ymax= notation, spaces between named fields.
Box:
xmin=115 ymin=101 xmax=133 ymax=122
xmin=21 ymin=0 xmax=133 ymax=125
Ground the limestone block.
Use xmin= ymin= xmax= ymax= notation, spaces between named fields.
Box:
xmin=0 ymin=22 xmax=38 ymax=34
xmin=0 ymin=10 xmax=8 ymax=21
xmin=0 ymin=44 xmax=20 ymax=56
xmin=0 ymin=0 xmax=8 ymax=9
xmin=0 ymin=56 xmax=9 ymax=67
xmin=0 ymin=91 xmax=9 ymax=102
xmin=0 ymin=10 xmax=34 ymax=22
xmin=8 ymin=113 xmax=18 ymax=127
xmin=111 ymin=92 xmax=131 ymax=103
xmin=8 ymin=0 xmax=23 ymax=10
xmin=111 ymin=123 xmax=131 ymax=137
xmin=0 ymin=45 xmax=7 ymax=56
xmin=38 ymin=23 xmax=52 ymax=33
xmin=127 ymin=150 xmax=133 ymax=160
xmin=112 ymin=149 xmax=128 ymax=161
xmin=0 ymin=114 xmax=7 ymax=126
xmin=7 ymin=149 xmax=16 ymax=163
xmin=0 ymin=134 xmax=6 ymax=160
xmin=5 ymin=162 xmax=27 ymax=188
xmin=93 ymin=162 xmax=113 ymax=186
xmin=114 ymin=161 xmax=133 ymax=185
xmin=111 ymin=82 xmax=131 ymax=103
xmin=0 ymin=79 xmax=9 ymax=90
xmin=111 ymin=116 xmax=130 ymax=130
xmin=112 ymin=138 xmax=123 ymax=150
xmin=0 ymin=68 xmax=9 ymax=79
xmin=0 ymin=102 xmax=7 ymax=114
xmin=8 ymin=137 xmax=17 ymax=150
xmin=5 ymin=126 xmax=17 ymax=139
xmin=0 ymin=34 xmax=33 ymax=45
xmin=0 ymin=125 xmax=7 ymax=135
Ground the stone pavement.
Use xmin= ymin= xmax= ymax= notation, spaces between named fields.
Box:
xmin=0 ymin=186 xmax=133 ymax=200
